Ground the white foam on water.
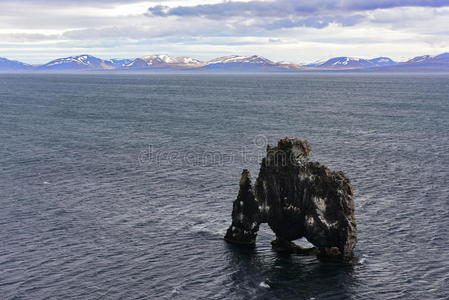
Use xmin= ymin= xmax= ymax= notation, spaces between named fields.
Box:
xmin=296 ymin=237 xmax=314 ymax=248
xmin=259 ymin=281 xmax=270 ymax=288
xmin=190 ymin=223 xmax=226 ymax=237
xmin=358 ymin=257 xmax=367 ymax=265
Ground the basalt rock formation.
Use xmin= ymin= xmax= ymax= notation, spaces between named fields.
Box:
xmin=224 ymin=138 xmax=357 ymax=262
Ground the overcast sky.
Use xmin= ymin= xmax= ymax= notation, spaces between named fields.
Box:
xmin=1 ymin=0 xmax=449 ymax=64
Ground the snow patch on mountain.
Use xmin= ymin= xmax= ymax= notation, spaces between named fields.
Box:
xmin=207 ymin=55 xmax=275 ymax=65
xmin=406 ymin=53 xmax=449 ymax=64
xmin=125 ymin=54 xmax=203 ymax=68
xmin=109 ymin=58 xmax=133 ymax=67
xmin=306 ymin=56 xmax=397 ymax=69
xmin=39 ymin=55 xmax=114 ymax=70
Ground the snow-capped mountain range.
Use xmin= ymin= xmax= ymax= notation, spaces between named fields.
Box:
xmin=38 ymin=55 xmax=115 ymax=70
xmin=305 ymin=56 xmax=397 ymax=68
xmin=1 ymin=53 xmax=449 ymax=72
xmin=126 ymin=54 xmax=203 ymax=68
xmin=405 ymin=53 xmax=449 ymax=64
xmin=208 ymin=55 xmax=273 ymax=65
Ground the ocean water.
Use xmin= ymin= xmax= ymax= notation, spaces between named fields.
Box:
xmin=0 ymin=73 xmax=448 ymax=299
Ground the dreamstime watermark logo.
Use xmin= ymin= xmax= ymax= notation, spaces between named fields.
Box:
xmin=253 ymin=134 xmax=268 ymax=148
xmin=138 ymin=134 xmax=270 ymax=167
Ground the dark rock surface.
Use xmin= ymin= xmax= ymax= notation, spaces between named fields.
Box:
xmin=224 ymin=138 xmax=357 ymax=262
xmin=224 ymin=170 xmax=260 ymax=245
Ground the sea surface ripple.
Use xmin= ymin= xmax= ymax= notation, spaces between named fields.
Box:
xmin=0 ymin=74 xmax=448 ymax=299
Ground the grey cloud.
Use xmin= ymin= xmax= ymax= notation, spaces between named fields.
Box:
xmin=148 ymin=0 xmax=449 ymax=18
xmin=61 ymin=21 xmax=233 ymax=40
xmin=262 ymin=15 xmax=365 ymax=30
xmin=0 ymin=32 xmax=60 ymax=41
xmin=62 ymin=27 xmax=151 ymax=40
xmin=0 ymin=0 xmax=144 ymax=7
xmin=148 ymin=1 xmax=323 ymax=18
xmin=349 ymin=0 xmax=449 ymax=10
xmin=0 ymin=7 xmax=144 ymax=30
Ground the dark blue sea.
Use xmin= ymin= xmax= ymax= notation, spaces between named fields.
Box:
xmin=1 ymin=74 xmax=448 ymax=299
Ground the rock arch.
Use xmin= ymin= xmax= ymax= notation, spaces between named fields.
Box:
xmin=224 ymin=138 xmax=357 ymax=262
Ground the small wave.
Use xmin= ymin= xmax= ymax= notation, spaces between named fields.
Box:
xmin=358 ymin=257 xmax=367 ymax=265
xmin=189 ymin=223 xmax=226 ymax=238
xmin=259 ymin=281 xmax=270 ymax=288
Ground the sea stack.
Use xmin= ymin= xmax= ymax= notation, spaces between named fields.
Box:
xmin=225 ymin=138 xmax=357 ymax=262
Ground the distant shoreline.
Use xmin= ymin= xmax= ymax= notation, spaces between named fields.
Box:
xmin=2 ymin=53 xmax=449 ymax=73
xmin=2 ymin=70 xmax=449 ymax=75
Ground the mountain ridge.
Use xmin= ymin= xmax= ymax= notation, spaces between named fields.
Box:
xmin=0 ymin=57 xmax=33 ymax=71
xmin=1 ymin=52 xmax=449 ymax=72
xmin=305 ymin=56 xmax=398 ymax=69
